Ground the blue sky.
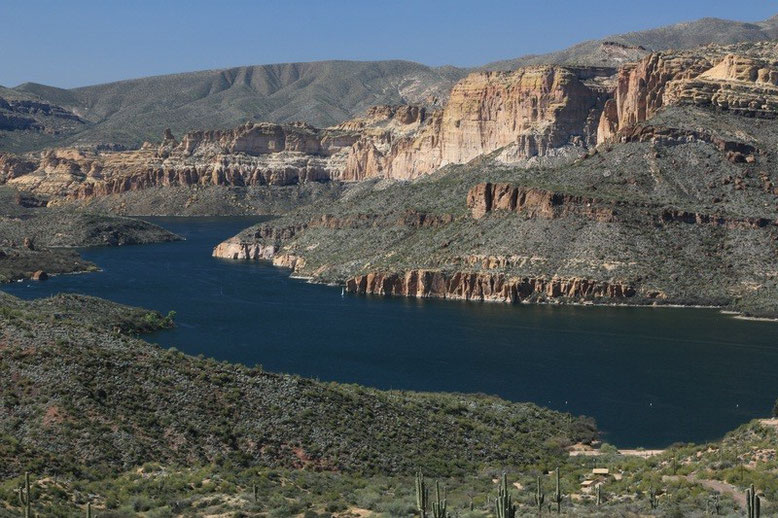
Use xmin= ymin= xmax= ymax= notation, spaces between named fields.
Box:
xmin=2 ymin=0 xmax=777 ymax=88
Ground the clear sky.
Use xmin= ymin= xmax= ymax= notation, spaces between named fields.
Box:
xmin=2 ymin=0 xmax=777 ymax=88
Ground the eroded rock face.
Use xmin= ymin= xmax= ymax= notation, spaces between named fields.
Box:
xmin=599 ymin=42 xmax=778 ymax=143
xmin=345 ymin=270 xmax=636 ymax=303
xmin=439 ymin=67 xmax=609 ymax=165
xmin=466 ymin=181 xmax=777 ymax=229
xmin=0 ymin=63 xmax=621 ymax=199
xmin=466 ymin=182 xmax=614 ymax=222
xmin=342 ymin=66 xmax=614 ymax=181
xmin=212 ymin=239 xmax=276 ymax=260
xmin=1 ymin=122 xmax=362 ymax=198
xmin=9 ymin=42 xmax=778 ymax=201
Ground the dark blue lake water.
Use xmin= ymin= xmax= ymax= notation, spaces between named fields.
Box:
xmin=4 ymin=217 xmax=778 ymax=448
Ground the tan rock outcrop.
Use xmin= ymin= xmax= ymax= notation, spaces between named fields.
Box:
xmin=212 ymin=239 xmax=276 ymax=260
xmin=343 ymin=66 xmax=614 ymax=180
xmin=599 ymin=42 xmax=778 ymax=144
xmin=439 ymin=67 xmax=608 ymax=165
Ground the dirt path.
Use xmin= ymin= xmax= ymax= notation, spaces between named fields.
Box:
xmin=690 ymin=476 xmax=746 ymax=509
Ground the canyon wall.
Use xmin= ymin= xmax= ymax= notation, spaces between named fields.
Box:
xmin=341 ymin=66 xmax=614 ymax=181
xmin=0 ymin=65 xmax=616 ymax=198
xmin=598 ymin=42 xmax=778 ymax=144
xmin=345 ymin=270 xmax=636 ymax=303
xmin=6 ymin=42 xmax=778 ymax=201
xmin=466 ymin=182 xmax=614 ymax=221
xmin=466 ymin=182 xmax=777 ymax=229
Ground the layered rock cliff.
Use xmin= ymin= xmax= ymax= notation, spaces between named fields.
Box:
xmin=0 ymin=64 xmax=619 ymax=198
xmin=466 ymin=181 xmax=777 ymax=230
xmin=598 ymin=41 xmax=778 ymax=144
xmin=345 ymin=270 xmax=637 ymax=303
xmin=466 ymin=182 xmax=613 ymax=221
xmin=340 ymin=66 xmax=615 ymax=181
xmin=0 ymin=122 xmax=361 ymax=199
xmin=6 ymin=41 xmax=778 ymax=204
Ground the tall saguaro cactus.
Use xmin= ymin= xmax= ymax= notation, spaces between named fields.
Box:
xmin=534 ymin=475 xmax=545 ymax=516
xmin=17 ymin=472 xmax=32 ymax=518
xmin=746 ymin=484 xmax=761 ymax=518
xmin=495 ymin=473 xmax=516 ymax=518
xmin=415 ymin=471 xmax=429 ymax=518
xmin=86 ymin=502 xmax=93 ymax=518
xmin=431 ymin=481 xmax=447 ymax=518
xmin=552 ymin=467 xmax=563 ymax=514
xmin=595 ymin=484 xmax=602 ymax=506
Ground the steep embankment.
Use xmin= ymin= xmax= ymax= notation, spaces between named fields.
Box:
xmin=0 ymin=292 xmax=594 ymax=479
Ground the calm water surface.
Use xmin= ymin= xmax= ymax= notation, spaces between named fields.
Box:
xmin=4 ymin=217 xmax=778 ymax=448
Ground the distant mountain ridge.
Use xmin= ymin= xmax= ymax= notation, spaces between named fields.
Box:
xmin=483 ymin=15 xmax=778 ymax=70
xmin=1 ymin=13 xmax=777 ymax=151
xmin=4 ymin=60 xmax=465 ymax=151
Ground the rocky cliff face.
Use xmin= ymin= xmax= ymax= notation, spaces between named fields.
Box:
xmin=6 ymin=41 xmax=778 ymax=208
xmin=0 ymin=122 xmax=361 ymax=198
xmin=345 ymin=270 xmax=637 ymax=303
xmin=466 ymin=181 xmax=777 ymax=230
xmin=466 ymin=182 xmax=613 ymax=221
xmin=340 ymin=66 xmax=614 ymax=181
xmin=439 ymin=67 xmax=610 ymax=165
xmin=0 ymin=64 xmax=619 ymax=198
xmin=599 ymin=41 xmax=778 ymax=144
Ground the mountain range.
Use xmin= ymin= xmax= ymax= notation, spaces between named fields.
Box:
xmin=2 ymin=14 xmax=778 ymax=151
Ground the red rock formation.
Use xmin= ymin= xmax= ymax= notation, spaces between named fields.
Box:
xmin=466 ymin=183 xmax=614 ymax=221
xmin=467 ymin=181 xmax=777 ymax=230
xmin=346 ymin=270 xmax=636 ymax=303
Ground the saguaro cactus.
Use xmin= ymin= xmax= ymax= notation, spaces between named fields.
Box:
xmin=415 ymin=471 xmax=429 ymax=518
xmin=746 ymin=484 xmax=761 ymax=518
xmin=253 ymin=483 xmax=258 ymax=503
xmin=17 ymin=472 xmax=32 ymax=518
xmin=431 ymin=481 xmax=447 ymax=518
xmin=595 ymin=484 xmax=602 ymax=506
xmin=534 ymin=475 xmax=545 ymax=515
xmin=496 ymin=473 xmax=516 ymax=518
xmin=552 ymin=468 xmax=563 ymax=514
xmin=86 ymin=502 xmax=92 ymax=518
xmin=648 ymin=488 xmax=658 ymax=510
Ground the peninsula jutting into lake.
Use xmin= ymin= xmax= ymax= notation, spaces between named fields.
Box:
xmin=3 ymin=2 xmax=778 ymax=516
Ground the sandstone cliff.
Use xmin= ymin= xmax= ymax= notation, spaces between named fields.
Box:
xmin=0 ymin=64 xmax=619 ymax=198
xmin=598 ymin=41 xmax=778 ymax=144
xmin=6 ymin=41 xmax=778 ymax=202
xmin=345 ymin=270 xmax=637 ymax=303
